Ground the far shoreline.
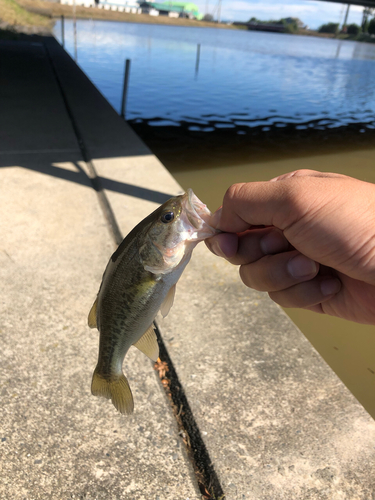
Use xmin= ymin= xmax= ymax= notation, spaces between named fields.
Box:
xmin=7 ymin=0 xmax=375 ymax=44
xmin=15 ymin=0 xmax=238 ymax=30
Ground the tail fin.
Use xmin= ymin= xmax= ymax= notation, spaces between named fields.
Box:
xmin=91 ymin=369 xmax=134 ymax=415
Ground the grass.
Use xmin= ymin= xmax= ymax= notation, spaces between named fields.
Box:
xmin=14 ymin=0 xmax=237 ymax=30
xmin=3 ymin=0 xmax=375 ymax=41
xmin=0 ymin=0 xmax=52 ymax=29
xmin=337 ymin=32 xmax=375 ymax=43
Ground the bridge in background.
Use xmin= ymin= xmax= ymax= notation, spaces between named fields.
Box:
xmin=312 ymin=0 xmax=375 ymax=7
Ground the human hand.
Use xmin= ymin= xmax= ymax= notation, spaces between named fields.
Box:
xmin=205 ymin=170 xmax=375 ymax=325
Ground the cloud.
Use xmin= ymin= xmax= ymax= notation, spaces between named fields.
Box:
xmin=227 ymin=2 xmax=319 ymax=14
xmin=195 ymin=0 xmax=365 ymax=28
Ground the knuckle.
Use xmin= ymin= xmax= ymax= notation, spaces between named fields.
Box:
xmin=273 ymin=178 xmax=312 ymax=229
xmin=268 ymin=291 xmax=283 ymax=305
xmin=223 ymin=183 xmax=247 ymax=206
xmin=239 ymin=264 xmax=258 ymax=290
xmin=260 ymin=255 xmax=288 ymax=291
xmin=269 ymin=279 xmax=325 ymax=309
xmin=268 ymin=289 xmax=296 ymax=308
xmin=239 ymin=254 xmax=290 ymax=292
xmin=239 ymin=259 xmax=273 ymax=292
xmin=289 ymin=169 xmax=313 ymax=177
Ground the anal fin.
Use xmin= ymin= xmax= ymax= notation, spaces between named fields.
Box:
xmin=133 ymin=324 xmax=159 ymax=361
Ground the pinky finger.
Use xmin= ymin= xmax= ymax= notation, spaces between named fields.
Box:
xmin=268 ymin=276 xmax=341 ymax=309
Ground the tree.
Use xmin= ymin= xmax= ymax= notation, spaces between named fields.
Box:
xmin=368 ymin=17 xmax=375 ymax=35
xmin=361 ymin=8 xmax=374 ymax=32
xmin=318 ymin=22 xmax=339 ymax=34
xmin=347 ymin=23 xmax=361 ymax=35
xmin=202 ymin=13 xmax=214 ymax=22
xmin=282 ymin=18 xmax=298 ymax=33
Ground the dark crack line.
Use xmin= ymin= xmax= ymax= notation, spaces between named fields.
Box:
xmin=153 ymin=322 xmax=225 ymax=500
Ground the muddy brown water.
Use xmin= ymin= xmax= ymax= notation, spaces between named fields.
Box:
xmin=139 ymin=126 xmax=375 ymax=420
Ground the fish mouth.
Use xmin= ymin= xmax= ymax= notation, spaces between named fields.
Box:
xmin=182 ymin=189 xmax=218 ymax=239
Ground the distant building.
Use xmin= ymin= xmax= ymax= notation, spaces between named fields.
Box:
xmin=97 ymin=0 xmax=141 ymax=13
xmin=59 ymin=0 xmax=201 ymax=17
xmin=60 ymin=0 xmax=141 ymax=12
xmin=60 ymin=0 xmax=96 ymax=6
xmin=139 ymin=1 xmax=202 ymax=19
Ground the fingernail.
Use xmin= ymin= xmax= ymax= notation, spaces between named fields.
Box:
xmin=287 ymin=254 xmax=318 ymax=278
xmin=205 ymin=239 xmax=225 ymax=258
xmin=320 ymin=278 xmax=341 ymax=296
xmin=260 ymin=231 xmax=288 ymax=255
xmin=210 ymin=207 xmax=222 ymax=229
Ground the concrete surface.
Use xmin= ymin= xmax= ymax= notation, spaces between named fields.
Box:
xmin=163 ymin=256 xmax=375 ymax=499
xmin=2 ymin=34 xmax=375 ymax=500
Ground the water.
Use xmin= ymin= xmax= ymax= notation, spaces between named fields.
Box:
xmin=56 ymin=19 xmax=375 ymax=134
xmin=55 ymin=19 xmax=375 ymax=418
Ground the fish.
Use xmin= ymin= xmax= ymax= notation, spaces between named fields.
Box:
xmin=88 ymin=189 xmax=217 ymax=414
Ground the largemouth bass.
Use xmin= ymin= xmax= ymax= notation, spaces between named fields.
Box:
xmin=88 ymin=189 xmax=217 ymax=414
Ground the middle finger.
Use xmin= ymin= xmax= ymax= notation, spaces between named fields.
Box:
xmin=206 ymin=227 xmax=289 ymax=265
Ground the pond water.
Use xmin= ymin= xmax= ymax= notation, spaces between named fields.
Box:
xmin=54 ymin=19 xmax=375 ymax=419
xmin=55 ymin=19 xmax=375 ymax=137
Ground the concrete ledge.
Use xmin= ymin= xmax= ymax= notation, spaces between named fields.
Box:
xmin=0 ymin=39 xmax=200 ymax=500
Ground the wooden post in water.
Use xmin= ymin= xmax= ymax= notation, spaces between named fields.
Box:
xmin=121 ymin=59 xmax=131 ymax=119
xmin=61 ymin=15 xmax=65 ymax=48
xmin=195 ymin=43 xmax=201 ymax=75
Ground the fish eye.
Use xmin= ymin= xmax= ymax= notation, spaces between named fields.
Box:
xmin=161 ymin=211 xmax=175 ymax=223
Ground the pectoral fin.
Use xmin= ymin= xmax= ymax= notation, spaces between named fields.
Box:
xmin=88 ymin=298 xmax=98 ymax=329
xmin=160 ymin=284 xmax=176 ymax=318
xmin=133 ymin=324 xmax=159 ymax=361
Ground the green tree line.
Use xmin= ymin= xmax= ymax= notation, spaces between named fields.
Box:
xmin=248 ymin=13 xmax=375 ymax=37
xmin=247 ymin=17 xmax=300 ymax=34
xmin=319 ymin=17 xmax=375 ymax=36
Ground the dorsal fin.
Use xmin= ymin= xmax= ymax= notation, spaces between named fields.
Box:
xmin=160 ymin=284 xmax=176 ymax=318
xmin=88 ymin=298 xmax=98 ymax=329
xmin=133 ymin=324 xmax=159 ymax=361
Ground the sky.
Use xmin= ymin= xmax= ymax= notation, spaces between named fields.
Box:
xmin=195 ymin=1 xmax=365 ymax=29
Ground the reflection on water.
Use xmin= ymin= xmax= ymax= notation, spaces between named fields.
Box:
xmin=55 ymin=19 xmax=375 ymax=134
xmin=55 ymin=19 xmax=375 ymax=419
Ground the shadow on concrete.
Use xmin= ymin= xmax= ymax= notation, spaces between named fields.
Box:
xmin=0 ymin=155 xmax=174 ymax=205
xmin=0 ymin=29 xmax=174 ymax=206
